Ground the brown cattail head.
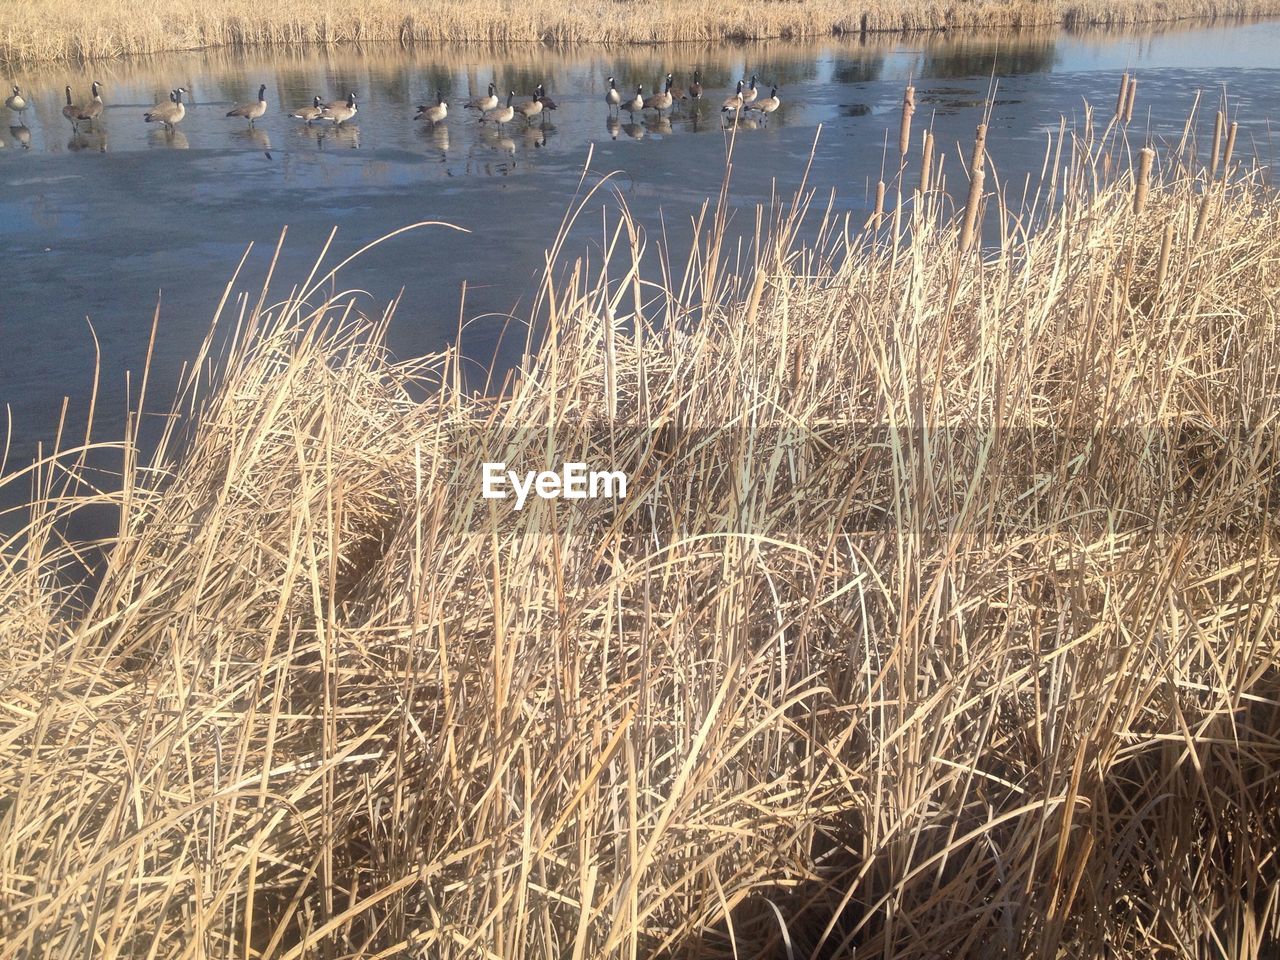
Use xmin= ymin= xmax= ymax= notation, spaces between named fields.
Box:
xmin=1192 ymin=186 xmax=1213 ymax=244
xmin=1124 ymin=78 xmax=1138 ymax=124
xmin=959 ymin=123 xmax=987 ymax=252
xmin=1155 ymin=218 xmax=1174 ymax=291
xmin=898 ymin=85 xmax=916 ymax=159
xmin=1134 ymin=146 xmax=1154 ymax=215
xmin=919 ymin=129 xmax=935 ymax=195
xmin=873 ymin=178 xmax=886 ymax=227
xmin=1223 ymin=120 xmax=1238 ymax=179
xmin=1210 ymin=110 xmax=1224 ymax=179
xmin=1116 ymin=72 xmax=1130 ymax=119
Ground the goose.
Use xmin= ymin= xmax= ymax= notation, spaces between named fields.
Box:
xmin=227 ymin=83 xmax=267 ymax=126
xmin=321 ymin=92 xmax=357 ymax=125
xmin=535 ymin=84 xmax=557 ymax=112
xmin=62 ymin=85 xmax=83 ymax=128
xmin=467 ymin=82 xmax=498 ymax=112
xmin=669 ymin=75 xmax=687 ymax=102
xmin=515 ymin=90 xmax=543 ymax=124
xmin=621 ymin=85 xmax=643 ymax=119
xmin=688 ymin=70 xmax=703 ymax=100
xmin=721 ymin=80 xmax=744 ymax=114
xmin=746 ymin=86 xmax=779 ymax=122
xmin=741 ymin=74 xmax=759 ymax=105
xmin=480 ymin=90 xmax=516 ymax=130
xmin=143 ymin=87 xmax=186 ymax=131
xmin=605 ymin=76 xmax=621 ymax=114
xmin=414 ymin=91 xmax=447 ymax=125
xmin=290 ymin=95 xmax=325 ymax=124
xmin=76 ymin=81 xmax=104 ymax=128
xmin=5 ymin=85 xmax=26 ymax=117
xmin=643 ymin=74 xmax=673 ymax=115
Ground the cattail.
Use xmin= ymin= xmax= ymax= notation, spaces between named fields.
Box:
xmin=1155 ymin=219 xmax=1174 ymax=290
xmin=959 ymin=123 xmax=987 ymax=253
xmin=1115 ymin=72 xmax=1130 ymax=119
xmin=1124 ymin=78 xmax=1138 ymax=124
xmin=919 ymin=129 xmax=935 ymax=195
xmin=1210 ymin=110 xmax=1224 ymax=179
xmin=1133 ymin=146 xmax=1154 ymax=215
xmin=873 ymin=178 xmax=886 ymax=228
xmin=898 ymin=85 xmax=915 ymax=159
xmin=1222 ymin=120 xmax=1238 ymax=179
xmin=1192 ymin=187 xmax=1213 ymax=245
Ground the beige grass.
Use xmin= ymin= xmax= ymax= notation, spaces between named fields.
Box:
xmin=5 ymin=0 xmax=1280 ymax=63
xmin=3 ymin=100 xmax=1280 ymax=957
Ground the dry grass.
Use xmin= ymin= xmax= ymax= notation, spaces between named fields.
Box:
xmin=5 ymin=0 xmax=1280 ymax=63
xmin=3 ymin=98 xmax=1280 ymax=958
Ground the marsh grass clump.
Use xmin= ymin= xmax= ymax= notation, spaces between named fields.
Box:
xmin=3 ymin=105 xmax=1280 ymax=958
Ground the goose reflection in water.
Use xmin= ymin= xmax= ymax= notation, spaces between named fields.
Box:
xmin=148 ymin=128 xmax=189 ymax=149
xmin=69 ymin=128 xmax=109 ymax=152
xmin=645 ymin=116 xmax=672 ymax=136
xmin=315 ymin=123 xmax=360 ymax=149
xmin=9 ymin=124 xmax=31 ymax=149
xmin=231 ymin=125 xmax=271 ymax=156
xmin=418 ymin=122 xmax=449 ymax=162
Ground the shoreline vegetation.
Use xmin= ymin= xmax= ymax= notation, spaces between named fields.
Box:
xmin=3 ymin=92 xmax=1280 ymax=955
xmin=4 ymin=0 xmax=1280 ymax=63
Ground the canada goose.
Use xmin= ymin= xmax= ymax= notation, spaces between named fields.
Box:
xmin=669 ymin=75 xmax=686 ymax=102
xmin=321 ymin=92 xmax=357 ymax=125
xmin=480 ymin=91 xmax=516 ymax=130
xmin=747 ymin=85 xmax=780 ymax=122
xmin=535 ymin=84 xmax=557 ymax=112
xmin=467 ymin=82 xmax=498 ymax=112
xmin=644 ymin=74 xmax=673 ymax=114
xmin=688 ymin=70 xmax=703 ymax=100
xmin=721 ymin=80 xmax=744 ymax=113
xmin=227 ymin=83 xmax=267 ymax=126
xmin=290 ymin=95 xmax=325 ymax=124
xmin=143 ymin=87 xmax=186 ymax=131
xmin=62 ymin=86 xmax=84 ymax=128
xmin=74 ymin=80 xmax=104 ymax=128
xmin=741 ymin=74 xmax=759 ymax=105
xmin=605 ymin=76 xmax=621 ymax=114
xmin=414 ymin=91 xmax=447 ymax=125
xmin=5 ymin=85 xmax=26 ymax=117
xmin=515 ymin=91 xmax=543 ymax=124
xmin=621 ymin=85 xmax=643 ymax=119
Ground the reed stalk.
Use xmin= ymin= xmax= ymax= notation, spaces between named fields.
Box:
xmin=1210 ymin=109 xmax=1225 ymax=178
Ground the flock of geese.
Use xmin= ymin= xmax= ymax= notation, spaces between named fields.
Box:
xmin=3 ymin=71 xmax=780 ymax=144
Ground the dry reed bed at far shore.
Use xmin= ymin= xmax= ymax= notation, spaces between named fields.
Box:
xmin=4 ymin=96 xmax=1280 ymax=957
xmin=5 ymin=0 xmax=1280 ymax=62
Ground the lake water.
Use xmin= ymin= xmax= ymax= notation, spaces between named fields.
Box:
xmin=3 ymin=20 xmax=1280 ymax=473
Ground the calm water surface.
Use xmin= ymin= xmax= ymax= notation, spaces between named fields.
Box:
xmin=3 ymin=20 xmax=1280 ymax=471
